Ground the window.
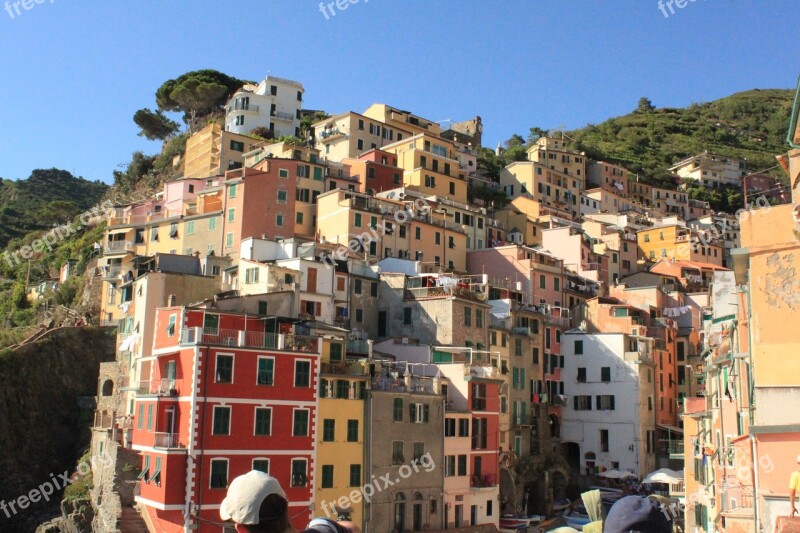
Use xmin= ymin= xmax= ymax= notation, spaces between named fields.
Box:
xmin=354 ymin=279 xmax=362 ymax=294
xmin=458 ymin=419 xmax=470 ymax=437
xmin=554 ymin=277 xmax=560 ymax=292
xmin=457 ymin=454 xmax=468 ymax=476
xmin=253 ymin=459 xmax=269 ymax=473
xmin=257 ymin=357 xmax=274 ymax=385
xmin=392 ymin=441 xmax=405 ymax=464
xmin=245 ymin=267 xmax=259 ymax=284
xmin=354 ymin=213 xmax=362 ymax=228
xmin=403 ymin=307 xmax=412 ymax=325
xmin=413 ymin=442 xmax=425 ymax=461
xmin=347 ymin=420 xmax=358 ymax=442
xmin=393 ymin=398 xmax=404 ymax=421
xmin=229 ymin=184 xmax=238 ymax=198
xmin=601 ymin=367 xmax=611 ymax=382
xmin=212 ymin=406 xmax=231 ymax=435
xmin=574 ymin=340 xmax=584 ymax=355
xmin=147 ymin=404 xmax=154 ymax=430
xmin=349 ymin=464 xmax=361 ymax=487
xmin=293 ymin=409 xmax=309 ymax=436
xmin=291 ymin=459 xmax=308 ymax=487
xmin=600 ymin=429 xmax=610 ymax=452
xmin=445 ymin=418 xmax=456 ymax=437
xmin=210 ymin=459 xmax=228 ymax=488
xmin=321 ymin=465 xmax=334 ymax=488
xmin=476 ymin=309 xmax=483 ymax=328
xmin=295 ymin=361 xmax=311 ymax=387
xmin=137 ymin=404 xmax=144 ymax=430
xmin=276 ymin=214 xmax=284 ymax=227
xmin=187 ymin=220 xmax=195 ymax=235
xmin=254 ymin=408 xmax=272 ymax=436
xmin=445 ymin=456 xmax=456 ymax=477
xmin=415 ymin=227 xmax=421 ymax=240
xmin=370 ymin=282 xmax=378 ymax=297
xmin=296 ymin=212 xmax=304 ymax=224
xmin=435 ymin=231 xmax=441 ymax=245
xmin=277 ymin=190 xmax=288 ymax=203
xmin=167 ymin=315 xmax=176 ymax=337
xmin=227 ymin=208 xmax=235 ymax=223
xmin=574 ymin=395 xmax=592 ymax=410
xmin=216 ymin=354 xmax=233 ymax=383
xmin=230 ymin=140 xmax=245 ymax=152
xmin=464 ymin=307 xmax=472 ymax=327
xmin=539 ymin=274 xmax=546 ymax=289
xmin=596 ymin=395 xmax=615 ymax=410
xmin=323 ymin=419 xmax=335 ymax=442
xmin=226 ymin=232 xmax=234 ymax=247
xmin=577 ymin=367 xmax=586 ymax=382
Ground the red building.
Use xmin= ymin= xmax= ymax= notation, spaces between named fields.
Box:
xmin=132 ymin=307 xmax=321 ymax=532
xmin=342 ymin=149 xmax=403 ymax=195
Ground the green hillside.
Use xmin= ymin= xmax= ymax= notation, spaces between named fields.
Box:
xmin=0 ymin=168 xmax=109 ymax=249
xmin=566 ymin=89 xmax=794 ymax=184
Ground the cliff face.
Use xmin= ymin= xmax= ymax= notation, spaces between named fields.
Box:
xmin=0 ymin=327 xmax=115 ymax=532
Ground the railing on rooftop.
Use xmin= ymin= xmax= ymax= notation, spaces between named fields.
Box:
xmin=180 ymin=328 xmax=320 ymax=353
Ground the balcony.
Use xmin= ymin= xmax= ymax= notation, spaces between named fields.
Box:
xmin=545 ymin=315 xmax=572 ymax=328
xmin=273 ymin=111 xmax=294 ymax=122
xmin=104 ymin=241 xmax=134 ymax=254
xmin=101 ymin=265 xmax=123 ymax=279
xmin=470 ymin=474 xmax=497 ymax=489
xmin=318 ymin=127 xmax=345 ymax=140
xmin=153 ymin=432 xmax=183 ymax=449
xmin=512 ymin=326 xmax=537 ymax=336
xmin=624 ymin=351 xmax=653 ymax=365
xmin=136 ymin=378 xmax=178 ymax=397
xmin=347 ymin=339 xmax=370 ymax=354
xmin=230 ymin=103 xmax=259 ymax=113
xmin=661 ymin=439 xmax=685 ymax=458
xmin=180 ymin=328 xmax=320 ymax=353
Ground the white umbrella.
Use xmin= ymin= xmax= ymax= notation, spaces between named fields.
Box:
xmin=598 ymin=469 xmax=622 ymax=479
xmin=642 ymin=468 xmax=683 ymax=484
xmin=619 ymin=471 xmax=638 ymax=479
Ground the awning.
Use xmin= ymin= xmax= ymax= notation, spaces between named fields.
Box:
xmin=107 ymin=229 xmax=131 ymax=236
xmin=657 ymin=424 xmax=684 ymax=434
xmin=150 ymin=460 xmax=162 ymax=483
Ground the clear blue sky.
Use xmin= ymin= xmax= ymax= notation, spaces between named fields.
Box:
xmin=0 ymin=0 xmax=797 ymax=184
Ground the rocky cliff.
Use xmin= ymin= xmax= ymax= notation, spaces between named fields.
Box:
xmin=0 ymin=327 xmax=115 ymax=532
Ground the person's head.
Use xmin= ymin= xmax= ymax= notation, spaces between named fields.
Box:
xmin=604 ymin=495 xmax=672 ymax=533
xmin=220 ymin=471 xmax=291 ymax=533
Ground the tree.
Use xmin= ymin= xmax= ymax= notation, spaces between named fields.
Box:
xmin=300 ymin=111 xmax=331 ymax=138
xmin=504 ymin=134 xmax=526 ymax=148
xmin=155 ymin=70 xmax=248 ymax=132
xmin=133 ymin=108 xmax=180 ymax=141
xmin=527 ymin=127 xmax=549 ymax=143
xmin=249 ymin=127 xmax=273 ymax=140
xmin=637 ymin=97 xmax=655 ymax=113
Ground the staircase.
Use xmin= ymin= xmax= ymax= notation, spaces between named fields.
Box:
xmin=119 ymin=506 xmax=149 ymax=533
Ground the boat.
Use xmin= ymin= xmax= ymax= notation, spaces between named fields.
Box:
xmin=500 ymin=517 xmax=530 ymax=529
xmin=552 ymin=498 xmax=571 ymax=511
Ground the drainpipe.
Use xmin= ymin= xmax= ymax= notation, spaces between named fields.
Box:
xmin=744 ymin=283 xmax=760 ymax=531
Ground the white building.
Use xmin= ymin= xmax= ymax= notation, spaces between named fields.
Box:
xmin=224 ymin=75 xmax=304 ymax=138
xmin=669 ymin=152 xmax=748 ymax=188
xmin=561 ymin=331 xmax=657 ymax=477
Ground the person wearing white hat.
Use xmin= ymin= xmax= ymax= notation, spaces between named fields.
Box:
xmin=791 ymin=454 xmax=800 ymax=517
xmin=220 ymin=470 xmax=359 ymax=533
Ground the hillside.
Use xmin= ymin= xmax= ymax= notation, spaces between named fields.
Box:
xmin=565 ymin=88 xmax=794 ymax=185
xmin=0 ymin=168 xmax=109 ymax=249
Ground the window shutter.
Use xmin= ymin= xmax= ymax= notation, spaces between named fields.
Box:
xmin=409 ymin=403 xmax=416 ymax=423
xmin=423 ymin=404 xmax=430 ymax=422
xmin=596 ymin=396 xmax=601 ymax=410
xmin=574 ymin=396 xmax=579 ymax=410
xmin=610 ymin=396 xmax=616 ymax=410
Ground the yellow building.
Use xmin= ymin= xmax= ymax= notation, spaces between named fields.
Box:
xmin=314 ymin=340 xmax=369 ymax=528
xmin=493 ymin=196 xmax=549 ymax=247
xmin=183 ymin=123 xmax=261 ymax=179
xmin=361 ymin=103 xmax=442 ymax=138
xmin=637 ymin=225 xmax=724 ymax=266
xmin=499 ymin=161 xmax=582 ymax=219
xmin=316 ymin=189 xmax=469 ymax=272
xmin=526 ymin=136 xmax=587 ymax=181
xmin=381 ymin=133 xmax=468 ymax=205
xmin=313 ymin=111 xmax=412 ymax=163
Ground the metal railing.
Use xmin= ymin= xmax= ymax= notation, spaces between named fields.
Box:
xmin=104 ymin=241 xmax=133 ymax=253
xmin=154 ymin=432 xmax=182 ymax=449
xmin=180 ymin=328 xmax=320 ymax=353
xmin=273 ymin=111 xmax=295 ymax=121
xmin=136 ymin=378 xmax=178 ymax=396
xmin=661 ymin=440 xmax=685 ymax=456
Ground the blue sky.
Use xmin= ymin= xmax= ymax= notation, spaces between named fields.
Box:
xmin=0 ymin=0 xmax=797 ymax=184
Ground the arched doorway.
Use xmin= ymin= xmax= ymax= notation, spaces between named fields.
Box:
xmin=562 ymin=441 xmax=581 ymax=473
xmin=101 ymin=379 xmax=114 ymax=396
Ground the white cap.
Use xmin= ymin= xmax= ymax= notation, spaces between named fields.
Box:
xmin=220 ymin=471 xmax=286 ymax=525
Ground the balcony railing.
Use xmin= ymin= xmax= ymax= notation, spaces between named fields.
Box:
xmin=104 ymin=240 xmax=133 ymax=253
xmin=661 ymin=439 xmax=685 ymax=457
xmin=180 ymin=328 xmax=320 ymax=353
xmin=136 ymin=378 xmax=178 ymax=396
xmin=94 ymin=410 xmax=114 ymax=429
xmin=153 ymin=432 xmax=182 ymax=449
xmin=347 ymin=339 xmax=370 ymax=354
xmin=273 ymin=111 xmax=295 ymax=122
xmin=470 ymin=474 xmax=497 ymax=489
